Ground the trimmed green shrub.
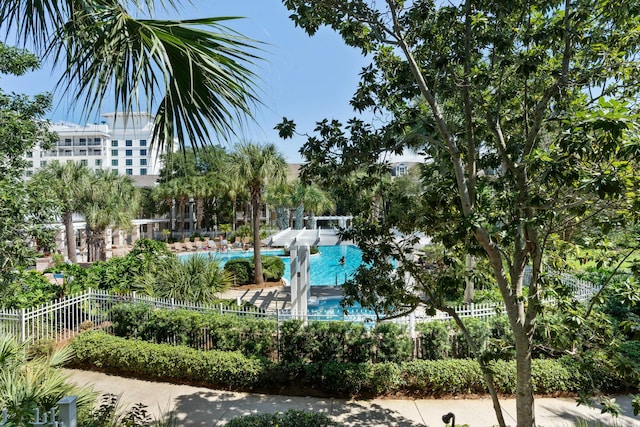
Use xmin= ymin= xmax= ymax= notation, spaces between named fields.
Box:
xmin=69 ymin=331 xmax=625 ymax=397
xmin=401 ymin=359 xmax=485 ymax=395
xmin=372 ymin=323 xmax=412 ymax=363
xmin=225 ymin=410 xmax=341 ymax=427
xmin=110 ymin=303 xmax=152 ymax=338
xmin=109 ymin=304 xmax=278 ymax=358
xmin=224 ymin=258 xmax=253 ymax=285
xmin=416 ymin=321 xmax=450 ymax=360
xmin=70 ymin=331 xmax=266 ymax=388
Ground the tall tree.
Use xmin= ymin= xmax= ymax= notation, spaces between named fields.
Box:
xmin=229 ymin=142 xmax=286 ymax=285
xmin=79 ymin=171 xmax=140 ymax=261
xmin=279 ymin=1 xmax=640 ymax=426
xmin=1 ymin=0 xmax=261 ymax=151
xmin=0 ymin=42 xmax=58 ymax=286
xmin=32 ymin=161 xmax=91 ymax=263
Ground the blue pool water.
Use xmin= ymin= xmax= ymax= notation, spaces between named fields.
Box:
xmin=180 ymin=245 xmax=363 ymax=287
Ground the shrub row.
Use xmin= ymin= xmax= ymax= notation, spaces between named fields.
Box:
xmin=110 ymin=304 xmax=279 ymax=358
xmin=225 ymin=410 xmax=340 ymax=427
xmin=70 ymin=331 xmax=265 ymax=389
xmin=109 ymin=304 xmax=413 ymax=362
xmin=70 ymin=331 xmax=625 ymax=397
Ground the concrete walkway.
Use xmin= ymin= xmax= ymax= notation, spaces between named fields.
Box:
xmin=63 ymin=369 xmax=639 ymax=427
xmin=218 ymin=284 xmax=344 ymax=311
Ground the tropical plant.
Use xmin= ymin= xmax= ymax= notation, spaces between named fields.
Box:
xmin=0 ymin=0 xmax=262 ymax=152
xmin=78 ymin=171 xmax=140 ymax=262
xmin=31 ymin=161 xmax=91 ymax=263
xmin=153 ymin=254 xmax=232 ymax=302
xmin=0 ymin=336 xmax=95 ymax=425
xmin=228 ymin=143 xmax=287 ymax=285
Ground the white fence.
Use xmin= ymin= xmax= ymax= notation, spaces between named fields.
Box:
xmin=1 ymin=395 xmax=77 ymax=427
xmin=0 ymin=271 xmax=601 ymax=345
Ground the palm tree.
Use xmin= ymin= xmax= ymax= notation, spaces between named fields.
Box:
xmin=222 ymin=173 xmax=248 ymax=232
xmin=1 ymin=0 xmax=261 ymax=151
xmin=153 ymin=179 xmax=180 ymax=237
xmin=228 ymin=143 xmax=286 ymax=285
xmin=79 ymin=171 xmax=140 ymax=261
xmin=302 ymin=183 xmax=336 ymax=229
xmin=31 ymin=161 xmax=91 ymax=263
xmin=266 ymin=181 xmax=294 ymax=230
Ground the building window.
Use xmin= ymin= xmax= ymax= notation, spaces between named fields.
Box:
xmin=94 ymin=138 xmax=101 ymax=143
xmin=27 ymin=161 xmax=33 ymax=168
xmin=111 ymin=149 xmax=118 ymax=156
xmin=125 ymin=159 xmax=133 ymax=166
xmin=125 ymin=140 xmax=133 ymax=146
xmin=125 ymin=149 xmax=132 ymax=156
xmin=79 ymin=149 xmax=86 ymax=155
xmin=40 ymin=161 xmax=47 ymax=167
xmin=111 ymin=140 xmax=118 ymax=147
xmin=25 ymin=170 xmax=33 ymax=177
xmin=112 ymin=159 xmax=118 ymax=166
xmin=140 ymin=168 xmax=147 ymax=175
xmin=26 ymin=151 xmax=32 ymax=158
xmin=140 ymin=158 xmax=147 ymax=166
xmin=140 ymin=139 xmax=147 ymax=147
xmin=140 ymin=149 xmax=147 ymax=156
xmin=125 ymin=168 xmax=133 ymax=175
xmin=112 ymin=169 xmax=118 ymax=175
xmin=79 ymin=159 xmax=88 ymax=166
xmin=95 ymin=159 xmax=102 ymax=166
xmin=79 ymin=138 xmax=87 ymax=145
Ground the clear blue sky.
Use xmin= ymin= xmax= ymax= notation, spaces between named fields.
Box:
xmin=0 ymin=0 xmax=373 ymax=163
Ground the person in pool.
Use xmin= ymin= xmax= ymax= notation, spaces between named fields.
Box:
xmin=339 ymin=256 xmax=346 ymax=265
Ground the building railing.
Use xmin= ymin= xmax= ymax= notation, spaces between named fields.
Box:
xmin=0 ymin=269 xmax=601 ymax=345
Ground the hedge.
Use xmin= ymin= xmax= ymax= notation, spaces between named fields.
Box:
xmin=69 ymin=331 xmax=266 ymax=389
xmin=109 ymin=305 xmax=412 ymax=363
xmin=225 ymin=410 xmax=340 ymax=427
xmin=68 ymin=331 xmax=611 ymax=398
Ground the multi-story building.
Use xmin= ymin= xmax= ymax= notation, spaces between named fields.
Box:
xmin=25 ymin=112 xmax=162 ymax=178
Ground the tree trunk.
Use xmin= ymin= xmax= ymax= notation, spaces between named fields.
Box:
xmin=232 ymin=197 xmax=237 ymax=232
xmin=196 ymin=197 xmax=204 ymax=233
xmin=514 ymin=325 xmax=535 ymax=427
xmin=63 ymin=211 xmax=77 ymax=263
xmin=294 ymin=205 xmax=304 ymax=229
xmin=252 ymin=195 xmax=264 ymax=285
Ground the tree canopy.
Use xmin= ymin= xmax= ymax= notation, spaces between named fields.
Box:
xmin=1 ymin=0 xmax=263 ymax=151
xmin=278 ymin=1 xmax=640 ymax=426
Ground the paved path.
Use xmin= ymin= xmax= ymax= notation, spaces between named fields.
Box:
xmin=218 ymin=285 xmax=344 ymax=311
xmin=63 ymin=369 xmax=639 ymax=426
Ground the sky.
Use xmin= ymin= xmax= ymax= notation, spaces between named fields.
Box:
xmin=0 ymin=0 xmax=391 ymax=163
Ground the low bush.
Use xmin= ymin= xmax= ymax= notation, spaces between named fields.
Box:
xmin=225 ymin=410 xmax=340 ymax=427
xmin=108 ymin=304 xmax=278 ymax=358
xmin=224 ymin=258 xmax=253 ymax=285
xmin=70 ymin=331 xmax=266 ymax=389
xmin=68 ymin=331 xmax=603 ymax=398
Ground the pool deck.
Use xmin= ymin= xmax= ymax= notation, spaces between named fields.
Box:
xmin=218 ymin=284 xmax=344 ymax=312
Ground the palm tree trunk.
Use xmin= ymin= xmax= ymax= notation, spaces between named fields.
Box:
xmin=63 ymin=211 xmax=77 ymax=263
xmin=252 ymin=195 xmax=264 ymax=285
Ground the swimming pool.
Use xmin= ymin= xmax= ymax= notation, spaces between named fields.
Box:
xmin=180 ymin=245 xmax=363 ymax=287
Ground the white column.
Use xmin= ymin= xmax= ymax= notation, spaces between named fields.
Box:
xmin=289 ymin=245 xmax=299 ymax=316
xmin=298 ymin=245 xmax=310 ymax=317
